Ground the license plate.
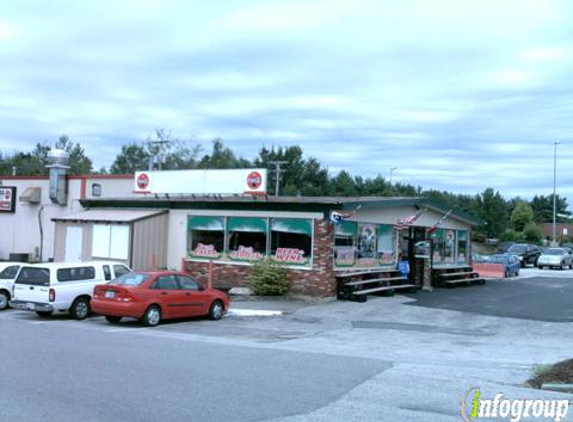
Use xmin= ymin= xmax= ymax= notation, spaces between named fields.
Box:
xmin=26 ymin=303 xmax=35 ymax=310
xmin=105 ymin=291 xmax=115 ymax=299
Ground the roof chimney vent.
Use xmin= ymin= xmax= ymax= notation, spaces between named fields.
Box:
xmin=47 ymin=149 xmax=70 ymax=205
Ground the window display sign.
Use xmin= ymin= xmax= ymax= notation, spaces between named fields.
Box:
xmin=0 ymin=187 xmax=16 ymax=213
xmin=356 ymin=223 xmax=377 ymax=267
xmin=188 ymin=216 xmax=225 ymax=259
xmin=458 ymin=230 xmax=468 ymax=263
xmin=228 ymin=217 xmax=267 ymax=262
xmin=271 ymin=218 xmax=312 ymax=265
xmin=134 ymin=169 xmax=267 ymax=195
xmin=431 ymin=229 xmax=445 ymax=262
xmin=444 ymin=229 xmax=456 ymax=264
xmin=377 ymin=225 xmax=396 ymax=265
xmin=334 ymin=222 xmax=357 ymax=266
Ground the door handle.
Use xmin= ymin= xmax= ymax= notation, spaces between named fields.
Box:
xmin=161 ymin=292 xmax=168 ymax=295
xmin=185 ymin=293 xmax=191 ymax=296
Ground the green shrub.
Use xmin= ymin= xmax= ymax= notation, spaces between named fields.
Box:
xmin=523 ymin=222 xmax=543 ymax=244
xmin=499 ymin=229 xmax=519 ymax=242
xmin=251 ymin=259 xmax=290 ymax=296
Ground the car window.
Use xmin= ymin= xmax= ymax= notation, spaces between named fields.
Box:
xmin=57 ymin=266 xmax=96 ymax=282
xmin=0 ymin=265 xmax=20 ymax=279
xmin=152 ymin=275 xmax=179 ymax=290
xmin=508 ymin=245 xmax=526 ymax=254
xmin=545 ymin=248 xmax=566 ymax=255
xmin=15 ymin=267 xmax=50 ymax=286
xmin=113 ymin=265 xmax=130 ymax=277
xmin=177 ymin=275 xmax=201 ymax=291
xmin=103 ymin=265 xmax=112 ymax=281
xmin=111 ymin=273 xmax=150 ymax=286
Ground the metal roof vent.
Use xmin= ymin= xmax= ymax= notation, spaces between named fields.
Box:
xmin=47 ymin=149 xmax=70 ymax=205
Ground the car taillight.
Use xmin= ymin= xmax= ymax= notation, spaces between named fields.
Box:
xmin=49 ymin=288 xmax=56 ymax=302
xmin=120 ymin=292 xmax=133 ymax=302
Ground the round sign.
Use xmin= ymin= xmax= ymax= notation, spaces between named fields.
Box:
xmin=137 ymin=173 xmax=150 ymax=190
xmin=247 ymin=171 xmax=262 ymax=190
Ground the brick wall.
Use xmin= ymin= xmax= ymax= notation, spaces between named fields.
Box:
xmin=183 ymin=219 xmax=337 ymax=298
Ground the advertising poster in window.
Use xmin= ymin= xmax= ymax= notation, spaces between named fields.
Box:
xmin=0 ymin=187 xmax=16 ymax=213
xmin=431 ymin=229 xmax=445 ymax=262
xmin=271 ymin=218 xmax=312 ymax=266
xmin=356 ymin=223 xmax=377 ymax=267
xmin=444 ymin=229 xmax=456 ymax=263
xmin=334 ymin=222 xmax=356 ymax=267
xmin=457 ymin=230 xmax=468 ymax=263
xmin=188 ymin=216 xmax=225 ymax=259
xmin=377 ymin=224 xmax=396 ymax=266
xmin=227 ymin=217 xmax=267 ymax=262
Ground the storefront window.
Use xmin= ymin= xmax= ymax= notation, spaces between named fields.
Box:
xmin=458 ymin=230 xmax=468 ymax=263
xmin=444 ymin=229 xmax=456 ymax=264
xmin=188 ymin=216 xmax=225 ymax=259
xmin=356 ymin=223 xmax=377 ymax=266
xmin=227 ymin=217 xmax=267 ymax=262
xmin=271 ymin=218 xmax=312 ymax=265
xmin=431 ymin=229 xmax=445 ymax=263
xmin=377 ymin=225 xmax=396 ymax=266
xmin=334 ymin=222 xmax=356 ymax=266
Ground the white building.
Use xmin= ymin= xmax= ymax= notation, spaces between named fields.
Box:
xmin=0 ymin=174 xmax=134 ymax=261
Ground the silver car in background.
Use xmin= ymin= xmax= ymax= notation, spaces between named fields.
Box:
xmin=536 ymin=248 xmax=573 ymax=270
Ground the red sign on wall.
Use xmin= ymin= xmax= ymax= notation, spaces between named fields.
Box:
xmin=0 ymin=187 xmax=16 ymax=213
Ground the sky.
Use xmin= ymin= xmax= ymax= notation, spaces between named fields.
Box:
xmin=1 ymin=0 xmax=573 ymax=202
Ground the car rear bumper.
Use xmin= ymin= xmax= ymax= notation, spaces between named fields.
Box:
xmin=9 ymin=300 xmax=54 ymax=312
xmin=91 ymin=299 xmax=145 ymax=319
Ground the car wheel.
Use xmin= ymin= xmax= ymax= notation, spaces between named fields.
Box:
xmin=505 ymin=270 xmax=510 ymax=278
xmin=70 ymin=297 xmax=90 ymax=320
xmin=0 ymin=291 xmax=9 ymax=310
xmin=208 ymin=300 xmax=224 ymax=321
xmin=561 ymin=262 xmax=566 ymax=270
xmin=36 ymin=311 xmax=53 ymax=317
xmin=105 ymin=316 xmax=122 ymax=324
xmin=142 ymin=305 xmax=161 ymax=327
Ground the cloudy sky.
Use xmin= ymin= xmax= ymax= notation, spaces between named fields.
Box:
xmin=1 ymin=0 xmax=572 ymax=201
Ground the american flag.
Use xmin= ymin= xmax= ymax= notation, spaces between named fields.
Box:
xmin=426 ymin=209 xmax=453 ymax=235
xmin=393 ymin=210 xmax=424 ymax=231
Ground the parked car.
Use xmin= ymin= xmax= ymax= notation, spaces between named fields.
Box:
xmin=0 ymin=262 xmax=24 ymax=310
xmin=536 ymin=248 xmax=573 ymax=270
xmin=496 ymin=241 xmax=515 ymax=254
xmin=506 ymin=243 xmax=541 ymax=267
xmin=10 ymin=261 xmax=131 ymax=319
xmin=92 ymin=271 xmax=229 ymax=327
xmin=488 ymin=254 xmax=520 ymax=277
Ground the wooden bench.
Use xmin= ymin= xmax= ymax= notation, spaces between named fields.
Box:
xmin=432 ymin=266 xmax=486 ymax=288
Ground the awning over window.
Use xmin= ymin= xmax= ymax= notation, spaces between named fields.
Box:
xmin=19 ymin=187 xmax=41 ymax=204
xmin=188 ymin=216 xmax=224 ymax=231
xmin=228 ymin=217 xmax=267 ymax=233
xmin=335 ymin=221 xmax=356 ymax=237
xmin=271 ymin=218 xmax=312 ymax=235
xmin=458 ymin=230 xmax=468 ymax=241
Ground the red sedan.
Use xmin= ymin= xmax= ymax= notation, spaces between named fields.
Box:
xmin=92 ymin=271 xmax=229 ymax=327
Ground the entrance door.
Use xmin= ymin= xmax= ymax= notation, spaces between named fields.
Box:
xmin=65 ymin=226 xmax=83 ymax=262
xmin=402 ymin=227 xmax=427 ymax=286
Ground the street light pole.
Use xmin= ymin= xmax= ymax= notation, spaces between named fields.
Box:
xmin=390 ymin=167 xmax=398 ymax=185
xmin=553 ymin=141 xmax=560 ymax=244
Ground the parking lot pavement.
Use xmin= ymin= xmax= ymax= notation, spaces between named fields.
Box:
xmin=405 ymin=270 xmax=573 ymax=322
xmin=3 ymin=278 xmax=573 ymax=421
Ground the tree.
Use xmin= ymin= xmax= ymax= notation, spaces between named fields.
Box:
xmin=510 ymin=201 xmax=535 ymax=232
xmin=530 ymin=194 xmax=569 ymax=223
xmin=197 ymin=139 xmax=250 ymax=169
xmin=475 ymin=188 xmax=508 ymax=238
xmin=110 ymin=129 xmax=201 ymax=174
xmin=523 ymin=222 xmax=543 ymax=244
xmin=54 ymin=135 xmax=93 ymax=175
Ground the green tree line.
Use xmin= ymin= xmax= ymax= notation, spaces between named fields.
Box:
xmin=0 ymin=131 xmax=569 ymax=242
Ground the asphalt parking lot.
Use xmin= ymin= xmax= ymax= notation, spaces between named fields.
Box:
xmin=406 ymin=272 xmax=573 ymax=322
xmin=2 ymin=269 xmax=573 ymax=422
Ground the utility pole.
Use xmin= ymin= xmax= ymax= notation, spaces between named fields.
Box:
xmin=553 ymin=141 xmax=560 ymax=244
xmin=269 ymin=161 xmax=287 ymax=196
xmin=148 ymin=139 xmax=170 ymax=171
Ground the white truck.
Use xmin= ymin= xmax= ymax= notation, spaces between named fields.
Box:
xmin=0 ymin=262 xmax=25 ymax=310
xmin=10 ymin=261 xmax=131 ymax=319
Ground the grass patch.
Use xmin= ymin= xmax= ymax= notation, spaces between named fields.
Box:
xmin=528 ymin=359 xmax=573 ymax=388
